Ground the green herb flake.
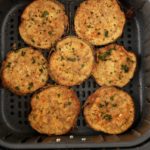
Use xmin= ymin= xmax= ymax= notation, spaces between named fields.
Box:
xmin=36 ymin=95 xmax=39 ymax=99
xmin=48 ymin=31 xmax=53 ymax=35
xmin=57 ymin=93 xmax=61 ymax=97
xmin=21 ymin=51 xmax=26 ymax=56
xmin=64 ymin=101 xmax=72 ymax=107
xmin=104 ymin=101 xmax=109 ymax=106
xmin=14 ymin=49 xmax=19 ymax=53
xmin=102 ymin=114 xmax=112 ymax=121
xmin=31 ymin=18 xmax=34 ymax=21
xmin=104 ymin=30 xmax=109 ymax=37
xmin=56 ymin=10 xmax=61 ymax=14
xmin=121 ymin=64 xmax=129 ymax=73
xmin=112 ymin=104 xmax=117 ymax=107
xmin=42 ymin=79 xmax=45 ymax=82
xmin=32 ymin=57 xmax=36 ymax=64
xmin=99 ymin=103 xmax=105 ymax=108
xmin=6 ymin=62 xmax=11 ymax=68
xmin=81 ymin=64 xmax=85 ymax=68
xmin=31 ymin=39 xmax=35 ymax=43
xmin=60 ymin=56 xmax=64 ymax=61
xmin=119 ymin=76 xmax=122 ymax=80
xmin=72 ymin=47 xmax=75 ymax=51
xmin=39 ymin=68 xmax=43 ymax=73
xmin=67 ymin=57 xmax=76 ymax=62
xmin=110 ymin=95 xmax=115 ymax=101
xmin=15 ymin=86 xmax=20 ymax=90
xmin=126 ymin=57 xmax=134 ymax=63
xmin=28 ymin=82 xmax=34 ymax=90
xmin=41 ymin=11 xmax=49 ymax=17
xmin=87 ymin=25 xmax=92 ymax=28
xmin=98 ymin=49 xmax=112 ymax=61
xmin=109 ymin=80 xmax=112 ymax=84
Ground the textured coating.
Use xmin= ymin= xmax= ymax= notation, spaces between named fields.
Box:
xmin=29 ymin=85 xmax=80 ymax=135
xmin=74 ymin=0 xmax=126 ymax=46
xmin=19 ymin=0 xmax=68 ymax=49
xmin=49 ymin=36 xmax=94 ymax=86
xmin=84 ymin=86 xmax=135 ymax=134
xmin=92 ymin=44 xmax=137 ymax=87
xmin=1 ymin=47 xmax=49 ymax=95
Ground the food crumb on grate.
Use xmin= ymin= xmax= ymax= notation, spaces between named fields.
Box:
xmin=56 ymin=138 xmax=61 ymax=142
xmin=69 ymin=135 xmax=74 ymax=139
xmin=11 ymin=42 xmax=17 ymax=50
xmin=81 ymin=137 xmax=86 ymax=141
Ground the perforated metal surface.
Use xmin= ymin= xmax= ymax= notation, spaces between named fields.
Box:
xmin=0 ymin=0 xmax=145 ymax=149
xmin=0 ymin=0 xmax=142 ymax=134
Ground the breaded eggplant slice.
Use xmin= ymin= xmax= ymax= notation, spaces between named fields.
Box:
xmin=92 ymin=44 xmax=137 ymax=87
xmin=84 ymin=86 xmax=135 ymax=134
xmin=48 ymin=36 xmax=94 ymax=86
xmin=19 ymin=0 xmax=68 ymax=49
xmin=28 ymin=85 xmax=80 ymax=135
xmin=1 ymin=47 xmax=48 ymax=95
xmin=74 ymin=0 xmax=125 ymax=46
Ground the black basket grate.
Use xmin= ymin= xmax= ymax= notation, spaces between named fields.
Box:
xmin=0 ymin=0 xmax=145 ymax=148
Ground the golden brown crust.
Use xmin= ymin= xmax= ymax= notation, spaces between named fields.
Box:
xmin=48 ymin=36 xmax=94 ymax=86
xmin=28 ymin=85 xmax=80 ymax=135
xmin=1 ymin=47 xmax=48 ymax=95
xmin=92 ymin=44 xmax=137 ymax=87
xmin=19 ymin=0 xmax=68 ymax=49
xmin=84 ymin=86 xmax=135 ymax=134
xmin=74 ymin=0 xmax=126 ymax=46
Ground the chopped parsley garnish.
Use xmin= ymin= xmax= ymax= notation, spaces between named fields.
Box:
xmin=15 ymin=86 xmax=20 ymax=90
xmin=112 ymin=104 xmax=117 ymax=107
xmin=126 ymin=57 xmax=134 ymax=63
xmin=36 ymin=95 xmax=39 ymax=99
xmin=31 ymin=18 xmax=34 ymax=21
xmin=81 ymin=64 xmax=85 ymax=68
xmin=42 ymin=11 xmax=49 ymax=17
xmin=56 ymin=10 xmax=61 ymax=14
xmin=21 ymin=51 xmax=26 ymax=56
xmin=102 ymin=114 xmax=112 ymax=121
xmin=39 ymin=68 xmax=43 ymax=73
xmin=87 ymin=25 xmax=92 ymax=28
xmin=31 ymin=39 xmax=35 ymax=43
xmin=98 ymin=49 xmax=112 ymax=61
xmin=104 ymin=101 xmax=109 ymax=106
xmin=28 ymin=82 xmax=33 ymax=90
xmin=48 ymin=31 xmax=53 ymax=35
xmin=99 ymin=103 xmax=105 ymax=108
xmin=72 ymin=47 xmax=75 ymax=51
xmin=6 ymin=62 xmax=11 ymax=68
xmin=110 ymin=95 xmax=115 ymax=101
xmin=121 ymin=64 xmax=129 ymax=73
xmin=109 ymin=80 xmax=112 ymax=83
xmin=67 ymin=57 xmax=76 ymax=62
xmin=64 ymin=101 xmax=72 ymax=107
xmin=14 ymin=49 xmax=19 ymax=53
xmin=104 ymin=30 xmax=109 ymax=37
xmin=60 ymin=56 xmax=64 ymax=61
xmin=32 ymin=57 xmax=36 ymax=64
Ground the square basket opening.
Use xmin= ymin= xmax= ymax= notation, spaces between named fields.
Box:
xmin=0 ymin=0 xmax=150 ymax=149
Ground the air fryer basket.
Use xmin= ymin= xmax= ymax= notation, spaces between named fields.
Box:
xmin=0 ymin=0 xmax=150 ymax=149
